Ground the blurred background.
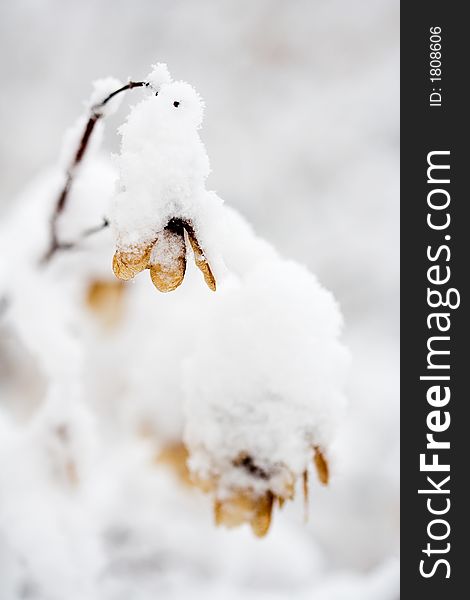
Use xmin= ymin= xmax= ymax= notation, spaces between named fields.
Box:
xmin=0 ymin=1 xmax=399 ymax=598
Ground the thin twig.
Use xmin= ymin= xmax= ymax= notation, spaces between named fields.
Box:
xmin=42 ymin=81 xmax=148 ymax=264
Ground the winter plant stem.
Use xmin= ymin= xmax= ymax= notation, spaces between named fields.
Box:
xmin=42 ymin=81 xmax=149 ymax=263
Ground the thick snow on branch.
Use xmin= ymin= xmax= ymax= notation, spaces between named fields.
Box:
xmin=0 ymin=62 xmax=355 ymax=597
xmin=145 ymin=62 xmax=172 ymax=92
xmin=181 ymin=206 xmax=348 ymax=531
xmin=107 ymin=66 xmax=348 ymax=531
xmin=111 ymin=78 xmax=209 ymax=246
xmin=110 ymin=72 xmax=219 ymax=291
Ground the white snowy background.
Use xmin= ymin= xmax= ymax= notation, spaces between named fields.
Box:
xmin=0 ymin=1 xmax=399 ymax=599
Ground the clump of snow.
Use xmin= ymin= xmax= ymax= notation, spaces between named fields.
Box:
xmin=149 ymin=228 xmax=184 ymax=270
xmin=56 ymin=156 xmax=116 ymax=245
xmin=145 ymin=62 xmax=172 ymax=92
xmin=89 ymin=77 xmax=124 ymax=116
xmin=183 ymin=244 xmax=348 ymax=498
xmin=110 ymin=71 xmax=211 ymax=250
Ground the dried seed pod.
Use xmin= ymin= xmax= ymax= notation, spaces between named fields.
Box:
xmin=149 ymin=226 xmax=186 ymax=292
xmin=186 ymin=226 xmax=216 ymax=291
xmin=250 ymin=492 xmax=274 ymax=537
xmin=302 ymin=469 xmax=309 ymax=522
xmin=85 ymin=279 xmax=126 ymax=328
xmin=112 ymin=243 xmax=153 ymax=280
xmin=155 ymin=442 xmax=192 ymax=486
xmin=313 ymin=446 xmax=329 ymax=485
xmin=214 ymin=494 xmax=256 ymax=530
xmin=214 ymin=490 xmax=274 ymax=537
xmin=191 ymin=475 xmax=217 ymax=494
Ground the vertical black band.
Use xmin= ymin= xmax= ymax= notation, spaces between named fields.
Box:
xmin=401 ymin=3 xmax=468 ymax=596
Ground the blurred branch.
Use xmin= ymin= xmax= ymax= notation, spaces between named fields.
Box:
xmin=42 ymin=81 xmax=149 ymax=263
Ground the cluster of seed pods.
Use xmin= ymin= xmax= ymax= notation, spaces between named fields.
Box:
xmin=112 ymin=218 xmax=216 ymax=292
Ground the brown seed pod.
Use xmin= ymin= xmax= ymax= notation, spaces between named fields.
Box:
xmin=208 ymin=455 xmax=297 ymax=536
xmin=85 ymin=279 xmax=126 ymax=328
xmin=149 ymin=226 xmax=187 ymax=292
xmin=214 ymin=490 xmax=274 ymax=537
xmin=313 ymin=446 xmax=329 ymax=485
xmin=185 ymin=227 xmax=216 ymax=291
xmin=149 ymin=260 xmax=186 ymax=292
xmin=155 ymin=442 xmax=192 ymax=486
xmin=214 ymin=493 xmax=256 ymax=529
xmin=250 ymin=492 xmax=274 ymax=537
xmin=303 ymin=469 xmax=309 ymax=522
xmin=112 ymin=243 xmax=153 ymax=280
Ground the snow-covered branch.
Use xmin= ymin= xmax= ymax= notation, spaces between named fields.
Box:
xmin=0 ymin=62 xmax=348 ymax=543
xmin=42 ymin=81 xmax=149 ymax=263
